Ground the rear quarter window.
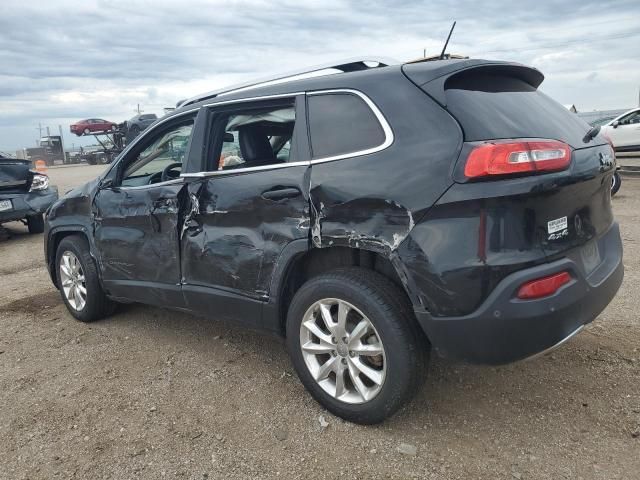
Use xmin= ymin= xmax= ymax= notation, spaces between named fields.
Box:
xmin=307 ymin=92 xmax=385 ymax=159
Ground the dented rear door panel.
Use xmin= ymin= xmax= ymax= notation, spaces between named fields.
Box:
xmin=180 ymin=166 xmax=311 ymax=325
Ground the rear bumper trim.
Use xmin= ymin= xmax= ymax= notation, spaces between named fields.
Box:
xmin=521 ymin=325 xmax=584 ymax=362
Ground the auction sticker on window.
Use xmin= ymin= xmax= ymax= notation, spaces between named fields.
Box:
xmin=547 ymin=216 xmax=568 ymax=234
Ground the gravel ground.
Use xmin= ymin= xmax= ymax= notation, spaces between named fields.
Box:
xmin=1 ymin=164 xmax=639 ymax=479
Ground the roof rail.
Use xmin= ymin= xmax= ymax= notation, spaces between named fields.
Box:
xmin=177 ymin=57 xmax=399 ymax=108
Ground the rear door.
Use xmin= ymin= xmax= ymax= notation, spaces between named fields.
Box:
xmin=180 ymin=95 xmax=311 ymax=327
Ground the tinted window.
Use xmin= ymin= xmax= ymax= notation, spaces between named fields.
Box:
xmin=619 ymin=110 xmax=640 ymax=125
xmin=307 ymin=93 xmax=385 ymax=158
xmin=444 ymin=72 xmax=590 ymax=147
xmin=214 ymin=104 xmax=296 ymax=170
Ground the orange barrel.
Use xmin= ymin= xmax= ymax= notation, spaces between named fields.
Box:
xmin=34 ymin=159 xmax=47 ymax=172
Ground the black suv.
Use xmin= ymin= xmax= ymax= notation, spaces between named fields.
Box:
xmin=44 ymin=58 xmax=623 ymax=424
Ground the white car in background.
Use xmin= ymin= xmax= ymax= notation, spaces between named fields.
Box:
xmin=600 ymin=107 xmax=640 ymax=152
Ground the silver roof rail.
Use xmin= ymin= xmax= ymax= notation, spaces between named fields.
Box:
xmin=177 ymin=56 xmax=399 ymax=108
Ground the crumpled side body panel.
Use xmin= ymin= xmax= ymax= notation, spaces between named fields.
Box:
xmin=308 ymin=71 xmax=463 ymax=272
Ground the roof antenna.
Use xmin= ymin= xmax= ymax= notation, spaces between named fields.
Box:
xmin=439 ymin=21 xmax=457 ymax=60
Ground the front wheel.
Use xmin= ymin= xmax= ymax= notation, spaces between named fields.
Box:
xmin=286 ymin=267 xmax=429 ymax=424
xmin=56 ymin=235 xmax=116 ymax=322
xmin=26 ymin=214 xmax=44 ymax=234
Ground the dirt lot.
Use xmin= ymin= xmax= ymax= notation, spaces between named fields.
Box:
xmin=1 ymin=164 xmax=639 ymax=479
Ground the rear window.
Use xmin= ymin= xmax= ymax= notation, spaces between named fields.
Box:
xmin=445 ymin=72 xmax=590 ymax=147
xmin=307 ymin=93 xmax=385 ymax=159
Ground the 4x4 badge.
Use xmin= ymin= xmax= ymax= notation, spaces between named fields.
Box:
xmin=547 ymin=216 xmax=568 ymax=241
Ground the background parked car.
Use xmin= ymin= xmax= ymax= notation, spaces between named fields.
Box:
xmin=589 ymin=115 xmax=616 ymax=127
xmin=600 ymin=107 xmax=640 ymax=152
xmin=0 ymin=152 xmax=58 ymax=233
xmin=126 ymin=113 xmax=158 ymax=138
xmin=70 ymin=119 xmax=118 ymax=136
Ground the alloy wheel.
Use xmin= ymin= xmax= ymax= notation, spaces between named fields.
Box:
xmin=59 ymin=251 xmax=87 ymax=311
xmin=299 ymin=298 xmax=386 ymax=404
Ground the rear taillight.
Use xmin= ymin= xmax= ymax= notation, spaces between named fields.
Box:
xmin=464 ymin=140 xmax=571 ymax=179
xmin=517 ymin=271 xmax=572 ymax=300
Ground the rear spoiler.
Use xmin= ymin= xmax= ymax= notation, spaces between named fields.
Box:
xmin=402 ymin=59 xmax=544 ymax=107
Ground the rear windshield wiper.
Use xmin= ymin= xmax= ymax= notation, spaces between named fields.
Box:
xmin=583 ymin=125 xmax=600 ymax=143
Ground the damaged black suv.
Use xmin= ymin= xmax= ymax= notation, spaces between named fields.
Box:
xmin=45 ymin=58 xmax=623 ymax=424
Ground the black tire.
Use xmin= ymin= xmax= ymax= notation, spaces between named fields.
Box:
xmin=83 ymin=128 xmax=90 ymax=135
xmin=611 ymin=172 xmax=621 ymax=196
xmin=26 ymin=214 xmax=44 ymax=234
xmin=55 ymin=235 xmax=116 ymax=322
xmin=286 ymin=267 xmax=429 ymax=424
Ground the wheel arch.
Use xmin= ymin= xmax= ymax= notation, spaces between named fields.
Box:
xmin=47 ymin=226 xmax=95 ymax=288
xmin=265 ymin=243 xmax=421 ymax=336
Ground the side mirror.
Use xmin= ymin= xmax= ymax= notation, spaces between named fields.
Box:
xmin=612 ymin=120 xmax=620 ymax=128
xmin=99 ymin=178 xmax=118 ymax=191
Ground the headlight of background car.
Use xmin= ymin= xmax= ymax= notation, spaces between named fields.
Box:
xmin=29 ymin=173 xmax=50 ymax=191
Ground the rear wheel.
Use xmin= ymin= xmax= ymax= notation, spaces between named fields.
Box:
xmin=56 ymin=235 xmax=116 ymax=322
xmin=26 ymin=214 xmax=44 ymax=234
xmin=286 ymin=267 xmax=429 ymax=424
xmin=611 ymin=171 xmax=621 ymax=196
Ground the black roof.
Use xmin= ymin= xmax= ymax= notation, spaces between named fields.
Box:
xmin=166 ymin=58 xmax=540 ymax=119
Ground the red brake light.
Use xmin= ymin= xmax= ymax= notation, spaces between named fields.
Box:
xmin=517 ymin=271 xmax=572 ymax=300
xmin=465 ymin=140 xmax=571 ymax=179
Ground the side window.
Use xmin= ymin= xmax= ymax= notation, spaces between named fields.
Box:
xmin=121 ymin=118 xmax=194 ymax=186
xmin=620 ymin=111 xmax=640 ymax=125
xmin=214 ymin=103 xmax=296 ymax=171
xmin=307 ymin=92 xmax=385 ymax=159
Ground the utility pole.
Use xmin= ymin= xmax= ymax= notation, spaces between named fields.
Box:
xmin=36 ymin=123 xmax=43 ymax=138
xmin=135 ymin=103 xmax=143 ymax=114
xmin=58 ymin=125 xmax=66 ymax=163
xmin=46 ymin=126 xmax=50 ymax=137
xmin=423 ymin=48 xmax=426 ymax=57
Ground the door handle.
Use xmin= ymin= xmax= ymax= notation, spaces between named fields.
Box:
xmin=261 ymin=187 xmax=301 ymax=200
xmin=152 ymin=198 xmax=178 ymax=211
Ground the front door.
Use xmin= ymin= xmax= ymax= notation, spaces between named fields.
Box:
xmin=93 ymin=113 xmax=197 ymax=306
xmin=180 ymin=96 xmax=311 ymax=327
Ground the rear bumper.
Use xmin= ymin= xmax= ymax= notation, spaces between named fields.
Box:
xmin=0 ymin=187 xmax=59 ymax=223
xmin=414 ymin=222 xmax=624 ymax=364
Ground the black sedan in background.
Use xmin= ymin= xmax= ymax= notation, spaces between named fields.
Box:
xmin=0 ymin=153 xmax=58 ymax=233
xmin=126 ymin=113 xmax=157 ymax=137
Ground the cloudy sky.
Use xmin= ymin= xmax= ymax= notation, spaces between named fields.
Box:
xmin=1 ymin=0 xmax=639 ymax=152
